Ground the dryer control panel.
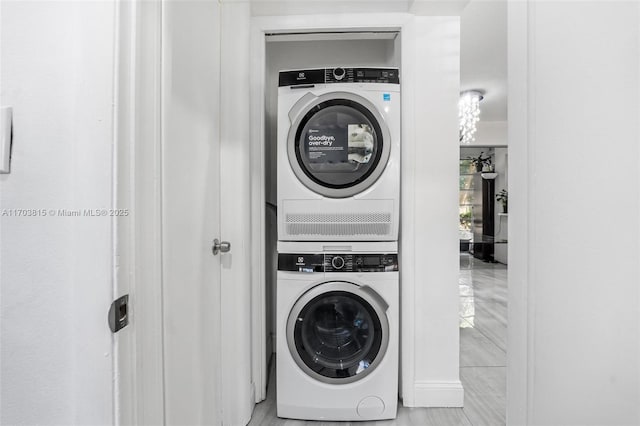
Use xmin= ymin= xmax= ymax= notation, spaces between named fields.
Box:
xmin=278 ymin=253 xmax=398 ymax=273
xmin=279 ymin=67 xmax=400 ymax=87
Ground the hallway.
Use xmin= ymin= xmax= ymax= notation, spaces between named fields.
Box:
xmin=459 ymin=254 xmax=507 ymax=425
xmin=249 ymin=255 xmax=508 ymax=425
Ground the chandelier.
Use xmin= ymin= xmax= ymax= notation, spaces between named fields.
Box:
xmin=459 ymin=90 xmax=483 ymax=144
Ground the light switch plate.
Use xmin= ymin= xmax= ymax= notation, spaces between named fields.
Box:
xmin=1 ymin=106 xmax=13 ymax=173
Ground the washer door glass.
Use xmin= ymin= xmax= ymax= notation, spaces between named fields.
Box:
xmin=289 ymin=95 xmax=390 ymax=198
xmin=290 ymin=287 xmax=388 ymax=383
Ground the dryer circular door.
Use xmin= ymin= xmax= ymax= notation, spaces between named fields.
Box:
xmin=286 ymin=281 xmax=390 ymax=384
xmin=288 ymin=92 xmax=392 ymax=198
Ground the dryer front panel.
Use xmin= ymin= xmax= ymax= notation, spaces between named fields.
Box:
xmin=286 ymin=281 xmax=389 ymax=384
xmin=287 ymin=92 xmax=392 ymax=199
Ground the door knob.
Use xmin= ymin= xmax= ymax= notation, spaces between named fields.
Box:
xmin=212 ymin=238 xmax=231 ymax=256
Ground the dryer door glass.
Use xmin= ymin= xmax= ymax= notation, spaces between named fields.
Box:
xmin=292 ymin=290 xmax=384 ymax=381
xmin=295 ymin=100 xmax=384 ymax=189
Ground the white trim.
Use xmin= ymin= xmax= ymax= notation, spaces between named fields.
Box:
xmin=413 ymin=381 xmax=464 ymax=407
xmin=525 ymin=1 xmax=538 ymax=422
xmin=506 ymin=1 xmax=532 ymax=424
xmin=112 ymin=0 xmax=125 ymax=422
xmin=112 ymin=0 xmax=127 ymax=421
xmin=252 ymin=13 xmax=411 ymax=33
xmin=399 ymin=16 xmax=417 ymax=406
xmin=134 ymin=1 xmax=166 ymax=424
xmin=249 ymin=14 xmax=268 ymax=404
xmin=135 ymin=3 xmax=166 ymax=423
xmin=113 ymin=0 xmax=165 ymax=424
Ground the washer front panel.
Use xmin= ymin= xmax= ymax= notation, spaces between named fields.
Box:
xmin=287 ymin=92 xmax=392 ymax=199
xmin=286 ymin=281 xmax=390 ymax=385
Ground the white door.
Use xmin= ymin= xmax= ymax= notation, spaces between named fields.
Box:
xmin=162 ymin=1 xmax=223 ymax=424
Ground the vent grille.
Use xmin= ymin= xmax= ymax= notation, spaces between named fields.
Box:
xmin=285 ymin=213 xmax=392 ymax=236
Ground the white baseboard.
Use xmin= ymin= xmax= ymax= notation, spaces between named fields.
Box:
xmin=411 ymin=381 xmax=464 ymax=407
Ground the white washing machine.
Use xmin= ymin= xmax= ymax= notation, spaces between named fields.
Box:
xmin=277 ymin=67 xmax=400 ymax=242
xmin=276 ymin=241 xmax=399 ymax=421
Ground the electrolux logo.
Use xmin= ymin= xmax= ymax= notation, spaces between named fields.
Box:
xmin=297 ymin=72 xmax=305 ymax=80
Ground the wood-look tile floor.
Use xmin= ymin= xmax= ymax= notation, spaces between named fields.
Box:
xmin=249 ymin=254 xmax=507 ymax=426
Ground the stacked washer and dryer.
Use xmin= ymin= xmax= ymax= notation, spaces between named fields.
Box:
xmin=276 ymin=66 xmax=401 ymax=421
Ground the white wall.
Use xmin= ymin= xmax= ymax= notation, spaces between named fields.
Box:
xmin=508 ymin=2 xmax=640 ymax=424
xmin=460 ymin=0 xmax=507 ymax=123
xmin=400 ymin=15 xmax=463 ymax=407
xmin=460 ymin=121 xmax=507 ymax=147
xmin=0 ymin=1 xmax=115 ymax=424
xmin=473 ymin=121 xmax=507 ymax=147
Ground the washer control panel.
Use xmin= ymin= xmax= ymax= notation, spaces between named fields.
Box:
xmin=325 ymin=67 xmax=399 ymax=84
xmin=279 ymin=67 xmax=400 ymax=87
xmin=278 ymin=253 xmax=398 ymax=273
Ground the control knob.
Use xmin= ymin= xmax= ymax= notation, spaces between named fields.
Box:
xmin=333 ymin=67 xmax=346 ymax=81
xmin=331 ymin=256 xmax=345 ymax=270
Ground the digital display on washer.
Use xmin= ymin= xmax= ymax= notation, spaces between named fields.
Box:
xmin=354 ymin=68 xmax=399 ymax=83
xmin=353 ymin=255 xmax=399 ymax=272
xmin=364 ymin=256 xmax=380 ymax=266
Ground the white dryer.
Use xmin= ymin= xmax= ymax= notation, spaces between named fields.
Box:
xmin=276 ymin=241 xmax=399 ymax=421
xmin=277 ymin=67 xmax=400 ymax=242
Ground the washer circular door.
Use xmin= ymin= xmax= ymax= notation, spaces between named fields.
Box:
xmin=288 ymin=92 xmax=392 ymax=198
xmin=286 ymin=281 xmax=390 ymax=384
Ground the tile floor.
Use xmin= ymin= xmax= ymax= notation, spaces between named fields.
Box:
xmin=249 ymin=253 xmax=508 ymax=425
